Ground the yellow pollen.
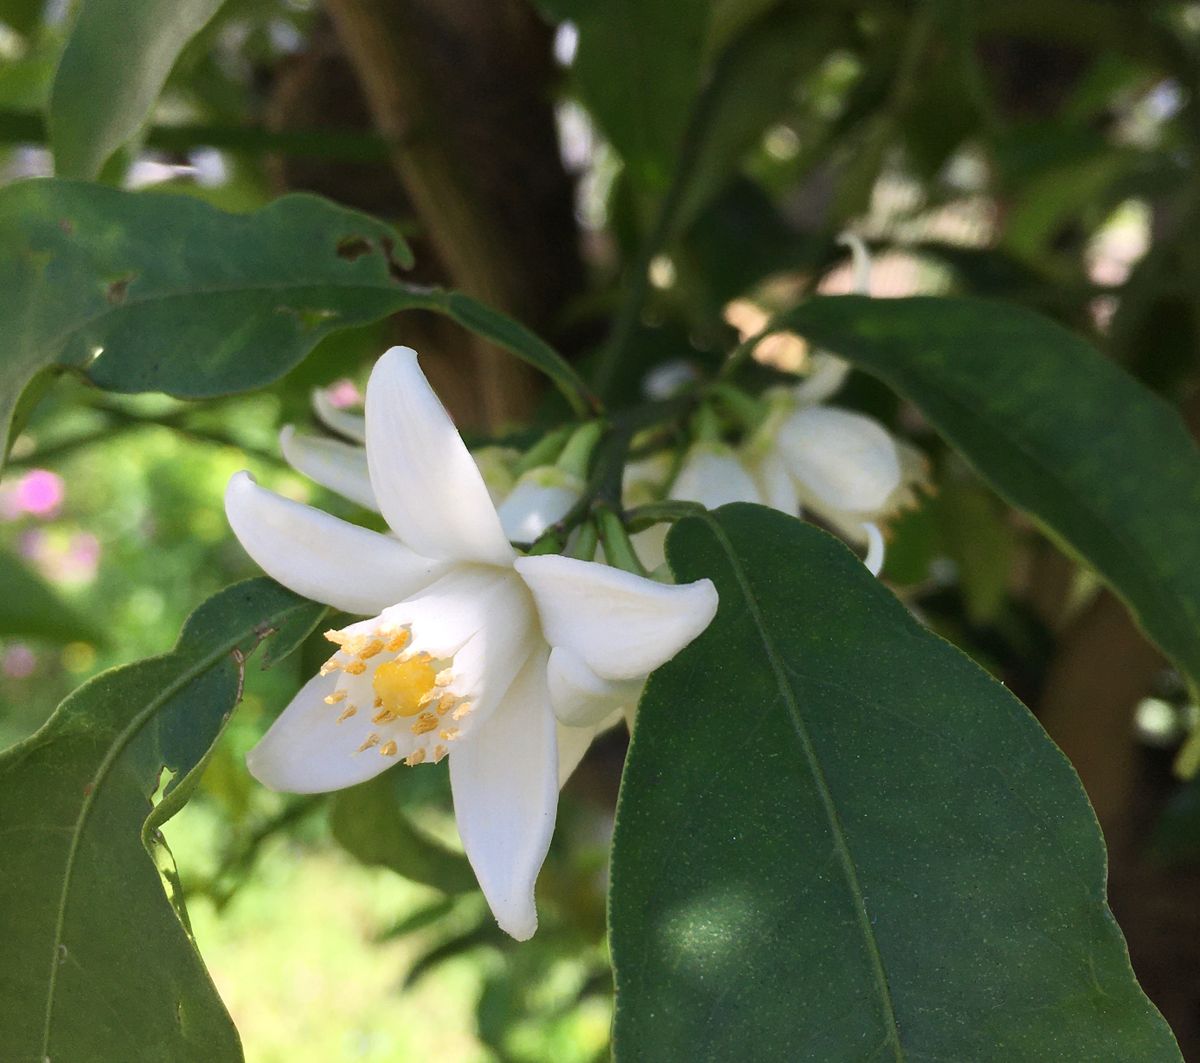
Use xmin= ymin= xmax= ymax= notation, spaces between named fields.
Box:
xmin=324 ymin=629 xmax=349 ymax=646
xmin=336 ymin=705 xmax=358 ymax=723
xmin=379 ymin=740 xmax=399 ymax=757
xmin=411 ymin=712 xmax=439 ymax=735
xmin=439 ymin=727 xmax=460 ymax=742
xmin=372 ymin=707 xmax=396 ymax=724
xmin=372 ymin=653 xmax=438 ymax=718
xmin=344 ymin=659 xmax=367 ymax=676
xmin=319 ymin=658 xmax=342 ymax=676
xmin=432 ymin=745 xmax=447 ymax=763
xmin=405 ymin=748 xmax=426 ymax=766
xmin=386 ymin=630 xmax=411 ymax=652
xmin=373 ymin=696 xmax=383 ymax=708
xmin=357 ymin=732 xmax=380 ymax=752
xmin=452 ymin=702 xmax=473 ymax=721
xmin=435 ymin=694 xmax=455 ymax=716
xmin=358 ymin=638 xmax=385 ymax=659
xmin=324 ymin=689 xmax=348 ymax=704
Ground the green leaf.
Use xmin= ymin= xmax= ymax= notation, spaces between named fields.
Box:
xmin=49 ymin=0 xmax=225 ymax=179
xmin=0 ymin=547 xmax=101 ymax=644
xmin=537 ymin=0 xmax=709 ymax=191
xmin=610 ymin=505 xmax=1180 ymax=1060
xmin=0 ymin=0 xmax=44 ymax=35
xmin=0 ymin=179 xmax=594 ymax=470
xmin=0 ymin=577 xmax=325 ymax=1063
xmin=768 ymin=295 xmax=1200 ymax=695
xmin=330 ymin=771 xmax=477 ymax=895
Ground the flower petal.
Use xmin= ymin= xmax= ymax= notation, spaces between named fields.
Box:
xmin=546 ymin=645 xmax=640 ymax=727
xmin=365 ymin=347 xmax=514 ymax=565
xmin=671 ymin=443 xmax=762 ymax=509
xmin=792 ymin=353 xmax=850 ymax=405
xmin=449 ymin=649 xmax=557 ymax=940
xmin=246 ymin=670 xmax=396 ymax=793
xmin=775 ymin=405 xmax=901 ymax=513
xmin=513 ymin=554 xmax=718 ymax=681
xmin=225 ymin=471 xmax=449 ymax=615
xmin=557 ymin=711 xmax=622 ymax=787
xmin=280 ymin=426 xmax=378 ymax=511
xmin=313 ymin=388 xmax=366 ymax=443
xmin=496 ymin=471 xmax=581 ymax=543
xmin=750 ymin=450 xmax=800 ymax=516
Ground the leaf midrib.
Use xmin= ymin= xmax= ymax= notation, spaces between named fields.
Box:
xmin=699 ymin=513 xmax=905 ymax=1061
xmin=39 ymin=600 xmax=304 ymax=1055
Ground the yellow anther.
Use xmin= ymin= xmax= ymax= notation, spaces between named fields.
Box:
xmin=439 ymin=727 xmax=460 ymax=742
xmin=434 ymin=670 xmax=453 ymax=687
xmin=344 ymin=659 xmax=367 ymax=676
xmin=336 ymin=705 xmax=358 ymax=723
xmin=357 ymin=732 xmax=380 ymax=752
xmin=373 ymin=696 xmax=383 ymax=708
xmin=373 ymin=654 xmax=437 ymax=718
xmin=319 ymin=658 xmax=342 ymax=676
xmin=405 ymin=747 xmax=427 ymax=766
xmin=372 ymin=707 xmax=396 ymax=724
xmin=452 ymin=702 xmax=473 ymax=721
xmin=324 ymin=629 xmax=349 ymax=646
xmin=379 ymin=740 xmax=399 ymax=757
xmin=324 ymin=689 xmax=348 ymax=705
xmin=411 ymin=712 xmax=439 ymax=735
xmin=358 ymin=638 xmax=385 ymax=659
xmin=386 ymin=630 xmax=411 ymax=652
xmin=435 ymin=693 xmax=455 ymax=716
xmin=432 ymin=745 xmax=447 ymax=763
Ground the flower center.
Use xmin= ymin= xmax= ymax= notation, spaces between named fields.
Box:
xmin=317 ymin=622 xmax=474 ymax=767
xmin=372 ymin=655 xmax=437 ymax=717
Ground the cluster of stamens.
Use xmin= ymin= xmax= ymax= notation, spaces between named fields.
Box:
xmin=318 ymin=624 xmax=473 ymax=765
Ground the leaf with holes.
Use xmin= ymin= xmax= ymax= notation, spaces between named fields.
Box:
xmin=610 ymin=505 xmax=1180 ymax=1061
xmin=0 ymin=179 xmax=594 ymax=470
xmin=769 ymin=295 xmax=1200 ymax=696
xmin=0 ymin=578 xmax=326 ymax=1063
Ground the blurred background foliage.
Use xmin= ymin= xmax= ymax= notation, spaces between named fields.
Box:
xmin=2 ymin=0 xmax=1200 ymax=1057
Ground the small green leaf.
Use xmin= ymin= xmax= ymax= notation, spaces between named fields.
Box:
xmin=0 ymin=547 xmax=101 ymax=644
xmin=0 ymin=179 xmax=594 ymax=471
xmin=771 ymin=295 xmax=1200 ymax=694
xmin=610 ymin=505 xmax=1179 ymax=1061
xmin=0 ymin=577 xmax=325 ymax=1063
xmin=330 ymin=772 xmax=477 ymax=895
xmin=49 ymin=0 xmax=225 ymax=179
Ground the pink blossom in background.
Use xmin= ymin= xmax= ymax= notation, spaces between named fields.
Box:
xmin=2 ymin=643 xmax=37 ymax=679
xmin=325 ymin=378 xmax=363 ymax=409
xmin=15 ymin=529 xmax=101 ymax=585
xmin=16 ymin=469 xmax=64 ymax=518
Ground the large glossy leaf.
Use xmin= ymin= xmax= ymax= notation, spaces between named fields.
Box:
xmin=536 ymin=0 xmax=709 ymax=191
xmin=0 ymin=179 xmax=593 ymax=468
xmin=49 ymin=0 xmax=224 ymax=179
xmin=610 ymin=505 xmax=1179 ymax=1061
xmin=0 ymin=578 xmax=325 ymax=1063
xmin=769 ymin=295 xmax=1200 ymax=694
xmin=0 ymin=547 xmax=101 ymax=643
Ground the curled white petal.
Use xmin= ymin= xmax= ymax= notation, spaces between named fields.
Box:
xmin=793 ymin=353 xmax=850 ymax=405
xmin=225 ymin=471 xmax=448 ymax=615
xmin=449 ymin=649 xmax=557 ymax=941
xmin=312 ymin=388 xmax=366 ymax=443
xmin=862 ymin=522 xmax=885 ymax=576
xmin=280 ymin=426 xmax=378 ymax=511
xmin=775 ymin=405 xmax=901 ymax=514
xmin=546 ymin=645 xmax=640 ymax=727
xmin=514 ymin=554 xmax=718 ymax=681
xmin=748 ymin=450 xmax=799 ymax=516
xmin=365 ymin=347 xmax=514 ymax=565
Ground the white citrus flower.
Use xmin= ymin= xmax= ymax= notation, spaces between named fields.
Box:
xmin=226 ymin=346 xmax=717 ymax=940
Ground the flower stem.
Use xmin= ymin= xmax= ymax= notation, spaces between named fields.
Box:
xmin=595 ymin=503 xmax=648 ymax=577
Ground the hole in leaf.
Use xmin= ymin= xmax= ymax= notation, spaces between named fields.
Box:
xmin=105 ymin=273 xmax=135 ymax=305
xmin=336 ymin=235 xmax=372 ymax=261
